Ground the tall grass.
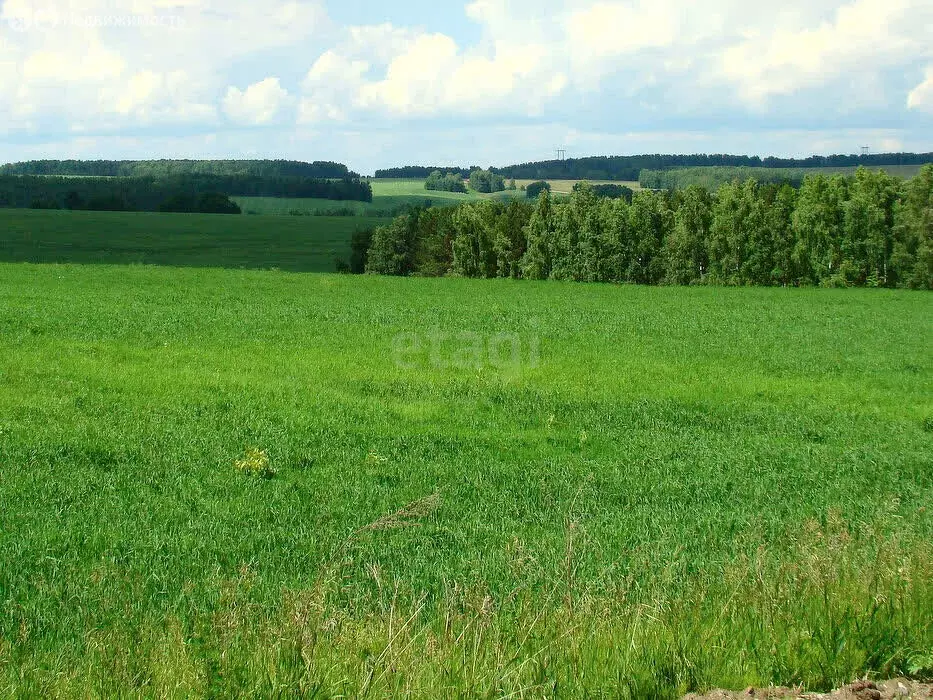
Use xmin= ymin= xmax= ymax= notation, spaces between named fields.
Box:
xmin=4 ymin=513 xmax=930 ymax=698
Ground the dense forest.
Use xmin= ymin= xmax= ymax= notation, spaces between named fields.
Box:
xmin=356 ymin=166 xmax=933 ymax=290
xmin=0 ymin=174 xmax=372 ymax=211
xmin=376 ymin=153 xmax=933 ymax=183
xmin=0 ymin=159 xmax=357 ymax=179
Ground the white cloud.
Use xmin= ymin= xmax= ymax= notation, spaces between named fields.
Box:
xmin=356 ymin=33 xmax=459 ymax=115
xmin=108 ymin=70 xmax=217 ymax=124
xmin=298 ymin=0 xmax=933 ymax=123
xmin=22 ymin=45 xmax=125 ymax=82
xmin=907 ymin=66 xmax=933 ymax=113
xmin=0 ymin=0 xmax=328 ymax=133
xmin=567 ymin=1 xmax=680 ymax=58
xmin=223 ymin=78 xmax=291 ymax=125
xmin=716 ymin=0 xmax=932 ymax=106
xmin=0 ymin=0 xmax=931 ymax=164
xmin=298 ymin=50 xmax=369 ymax=124
xmin=308 ymin=9 xmax=569 ymax=120
xmin=305 ymin=51 xmax=369 ymax=86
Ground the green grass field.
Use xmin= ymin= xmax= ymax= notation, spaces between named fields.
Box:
xmin=1 ymin=263 xmax=931 ymax=697
xmin=0 ymin=209 xmax=387 ymax=272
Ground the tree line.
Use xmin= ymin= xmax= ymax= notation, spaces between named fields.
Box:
xmin=375 ymin=153 xmax=933 ymax=183
xmin=0 ymin=159 xmax=358 ymax=179
xmin=355 ymin=166 xmax=932 ymax=289
xmin=0 ymin=174 xmax=373 ymax=212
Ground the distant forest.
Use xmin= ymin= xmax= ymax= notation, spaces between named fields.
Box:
xmin=377 ymin=166 xmax=473 ymax=179
xmin=0 ymin=159 xmax=358 ymax=179
xmin=376 ymin=153 xmax=933 ymax=182
xmin=0 ymin=174 xmax=372 ymax=211
xmin=358 ymin=166 xmax=933 ymax=290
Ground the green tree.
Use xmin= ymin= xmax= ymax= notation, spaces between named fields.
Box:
xmin=468 ymin=169 xmax=506 ymax=194
xmin=366 ymin=214 xmax=418 ymax=276
xmin=549 ymin=197 xmax=582 ymax=281
xmin=451 ymin=202 xmax=497 ymax=278
xmin=493 ymin=201 xmax=532 ymax=278
xmin=840 ymin=168 xmax=898 ymax=286
xmin=572 ymin=183 xmax=604 ymax=282
xmin=597 ymin=198 xmax=632 ymax=283
xmin=664 ymin=185 xmax=711 ymax=285
xmin=412 ymin=207 xmax=455 ymax=276
xmin=792 ymin=175 xmax=847 ymax=285
xmin=425 ymin=170 xmax=467 ymax=193
xmin=892 ymin=164 xmax=933 ymax=289
xmin=708 ymin=180 xmax=760 ymax=285
xmin=628 ymin=191 xmax=673 ymax=285
xmin=521 ymin=189 xmax=555 ymax=280
xmin=768 ymin=185 xmax=797 ymax=286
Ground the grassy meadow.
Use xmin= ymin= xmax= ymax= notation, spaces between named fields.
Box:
xmin=0 ymin=209 xmax=387 ymax=272
xmin=0 ymin=263 xmax=931 ymax=697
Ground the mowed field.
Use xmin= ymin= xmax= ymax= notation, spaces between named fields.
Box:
xmin=0 ymin=209 xmax=387 ymax=272
xmin=0 ymin=263 xmax=931 ymax=697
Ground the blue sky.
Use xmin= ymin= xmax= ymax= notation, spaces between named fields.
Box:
xmin=1 ymin=0 xmax=931 ymax=174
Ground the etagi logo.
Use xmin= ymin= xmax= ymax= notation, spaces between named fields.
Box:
xmin=4 ymin=8 xmax=185 ymax=32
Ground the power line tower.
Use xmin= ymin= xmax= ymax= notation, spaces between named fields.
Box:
xmin=555 ymin=148 xmax=566 ymax=161
xmin=860 ymin=146 xmax=871 ymax=157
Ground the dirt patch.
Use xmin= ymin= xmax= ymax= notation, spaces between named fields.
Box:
xmin=684 ymin=678 xmax=932 ymax=700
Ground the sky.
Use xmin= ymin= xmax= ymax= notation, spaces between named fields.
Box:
xmin=0 ymin=0 xmax=931 ymax=175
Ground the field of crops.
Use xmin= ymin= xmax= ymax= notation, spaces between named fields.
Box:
xmin=1 ymin=263 xmax=930 ymax=697
xmin=0 ymin=209 xmax=386 ymax=272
